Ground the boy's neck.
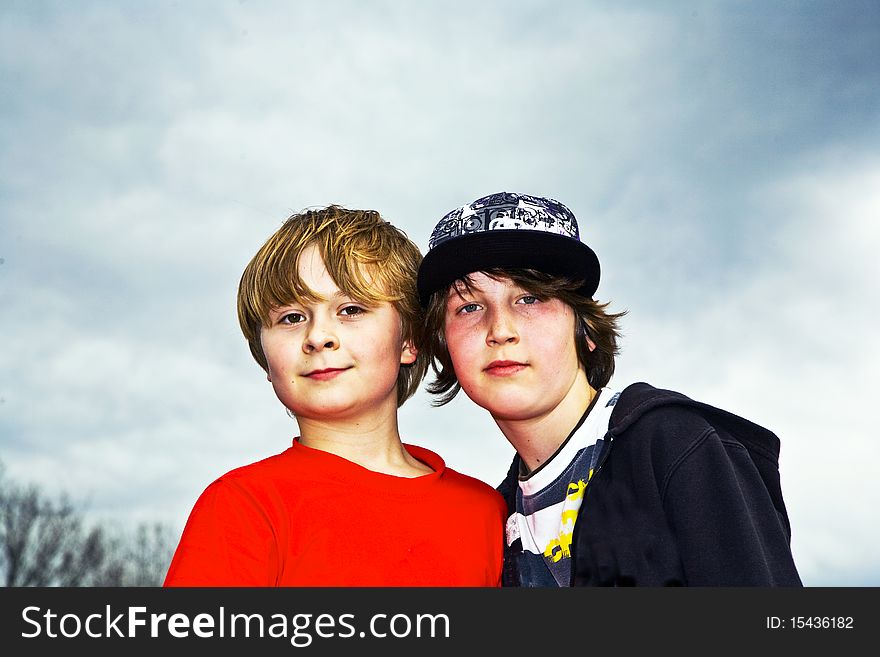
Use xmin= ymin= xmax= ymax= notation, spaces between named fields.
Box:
xmin=296 ymin=407 xmax=433 ymax=478
xmin=495 ymin=371 xmax=598 ymax=474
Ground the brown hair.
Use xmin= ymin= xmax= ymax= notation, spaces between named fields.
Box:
xmin=424 ymin=268 xmax=626 ymax=406
xmin=237 ymin=205 xmax=428 ymax=406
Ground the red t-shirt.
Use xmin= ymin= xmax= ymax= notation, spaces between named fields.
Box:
xmin=164 ymin=440 xmax=506 ymax=586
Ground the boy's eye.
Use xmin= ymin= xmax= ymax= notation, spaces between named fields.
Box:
xmin=517 ymin=295 xmax=540 ymax=305
xmin=280 ymin=312 xmax=306 ymax=324
xmin=339 ymin=305 xmax=365 ymax=316
xmin=458 ymin=303 xmax=481 ymax=314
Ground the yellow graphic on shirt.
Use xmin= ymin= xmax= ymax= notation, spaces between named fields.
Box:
xmin=543 ymin=471 xmax=592 ymax=563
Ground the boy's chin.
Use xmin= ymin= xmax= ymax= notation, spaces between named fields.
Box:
xmin=462 ymin=390 xmax=537 ymax=422
xmin=286 ymin=395 xmax=395 ymax=422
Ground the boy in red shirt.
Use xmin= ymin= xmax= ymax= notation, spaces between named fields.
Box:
xmin=164 ymin=206 xmax=506 ymax=586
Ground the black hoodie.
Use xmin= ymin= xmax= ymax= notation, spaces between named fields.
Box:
xmin=498 ymin=382 xmax=803 ymax=586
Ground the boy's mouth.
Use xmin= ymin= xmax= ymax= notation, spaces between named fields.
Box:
xmin=484 ymin=360 xmax=528 ymax=376
xmin=303 ymin=367 xmax=350 ymax=381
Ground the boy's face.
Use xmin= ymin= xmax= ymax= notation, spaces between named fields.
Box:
xmin=260 ymin=244 xmax=417 ymax=422
xmin=443 ymin=272 xmax=586 ymax=422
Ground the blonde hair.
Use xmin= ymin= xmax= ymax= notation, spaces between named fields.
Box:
xmin=237 ymin=205 xmax=428 ymax=406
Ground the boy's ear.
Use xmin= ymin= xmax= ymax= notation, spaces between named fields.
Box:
xmin=400 ymin=340 xmax=418 ymax=365
xmin=586 ymin=337 xmax=596 ymax=352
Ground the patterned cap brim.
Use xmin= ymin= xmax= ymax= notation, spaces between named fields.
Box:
xmin=416 ymin=230 xmax=600 ymax=307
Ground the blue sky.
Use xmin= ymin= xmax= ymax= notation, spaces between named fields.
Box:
xmin=2 ymin=0 xmax=879 ymax=586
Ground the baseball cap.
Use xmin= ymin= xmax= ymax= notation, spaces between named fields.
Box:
xmin=416 ymin=191 xmax=600 ymax=307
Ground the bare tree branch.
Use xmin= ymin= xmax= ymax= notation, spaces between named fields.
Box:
xmin=0 ymin=461 xmax=176 ymax=586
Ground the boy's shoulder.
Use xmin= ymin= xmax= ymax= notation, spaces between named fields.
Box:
xmin=610 ymin=382 xmax=782 ymax=465
xmin=444 ymin=464 xmax=505 ymax=496
xmin=205 ymin=447 xmax=303 ymax=496
xmin=406 ymin=443 xmax=506 ymax=510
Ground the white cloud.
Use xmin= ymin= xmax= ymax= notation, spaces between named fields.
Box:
xmin=2 ymin=1 xmax=879 ymax=587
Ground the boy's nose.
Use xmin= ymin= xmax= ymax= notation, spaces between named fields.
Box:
xmin=303 ymin=320 xmax=339 ymax=353
xmin=303 ymin=337 xmax=337 ymax=352
xmin=486 ymin=309 xmax=519 ymax=346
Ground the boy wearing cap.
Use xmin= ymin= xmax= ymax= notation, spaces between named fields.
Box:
xmin=417 ymin=192 xmax=802 ymax=586
xmin=164 ymin=205 xmax=506 ymax=586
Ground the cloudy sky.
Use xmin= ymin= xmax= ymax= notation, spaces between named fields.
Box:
xmin=2 ymin=1 xmax=878 ymax=586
